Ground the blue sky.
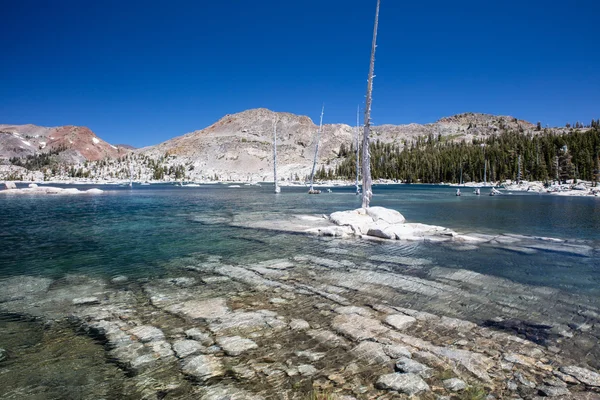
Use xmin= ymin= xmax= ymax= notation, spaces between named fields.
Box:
xmin=1 ymin=0 xmax=598 ymax=147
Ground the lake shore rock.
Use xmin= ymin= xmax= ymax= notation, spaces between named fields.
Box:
xmin=1 ymin=252 xmax=599 ymax=399
xmin=0 ymin=184 xmax=103 ymax=195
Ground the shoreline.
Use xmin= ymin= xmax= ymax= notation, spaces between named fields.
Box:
xmin=3 ymin=178 xmax=599 ymax=198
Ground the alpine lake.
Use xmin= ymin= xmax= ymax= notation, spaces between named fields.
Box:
xmin=1 ymin=183 xmax=599 ymax=399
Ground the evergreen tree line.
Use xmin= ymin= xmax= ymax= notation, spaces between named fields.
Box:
xmin=9 ymin=145 xmax=67 ymax=171
xmin=333 ymin=126 xmax=600 ymax=184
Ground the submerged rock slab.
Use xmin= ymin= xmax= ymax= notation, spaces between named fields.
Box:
xmin=385 ymin=314 xmax=417 ymax=330
xmin=185 ymin=328 xmax=214 ymax=346
xmin=209 ymin=310 xmax=285 ymax=335
xmin=306 ymin=329 xmax=347 ymax=348
xmin=181 ymin=355 xmax=224 ymax=381
xmin=289 ymin=319 xmax=310 ymax=331
xmin=332 ymin=313 xmax=389 ymax=341
xmin=201 ymin=385 xmax=264 ymax=400
xmin=395 ymin=357 xmax=433 ymax=378
xmin=173 ymin=340 xmax=205 ymax=358
xmin=166 ymin=298 xmax=230 ymax=320
xmin=0 ymin=276 xmax=53 ymax=303
xmin=128 ymin=325 xmax=165 ymax=343
xmin=215 ymin=265 xmax=294 ymax=290
xmin=383 ymin=344 xmax=412 ymax=359
xmin=376 ymin=372 xmax=431 ymax=395
xmin=351 ymin=341 xmax=391 ymax=365
xmin=216 ymin=336 xmax=258 ymax=356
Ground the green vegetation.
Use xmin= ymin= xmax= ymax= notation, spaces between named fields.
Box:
xmin=333 ymin=125 xmax=600 ymax=184
xmin=306 ymin=389 xmax=336 ymax=400
xmin=9 ymin=145 xmax=67 ymax=171
xmin=459 ymin=385 xmax=487 ymax=400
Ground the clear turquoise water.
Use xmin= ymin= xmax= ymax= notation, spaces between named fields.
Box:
xmin=1 ymin=183 xmax=599 ymax=295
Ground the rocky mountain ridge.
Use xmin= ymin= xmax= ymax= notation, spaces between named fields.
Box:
xmin=133 ymin=109 xmax=549 ymax=182
xmin=0 ymin=109 xmax=575 ymax=182
xmin=0 ymin=124 xmax=129 ymax=162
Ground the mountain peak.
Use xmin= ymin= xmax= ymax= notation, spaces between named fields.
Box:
xmin=0 ymin=123 xmax=128 ymax=161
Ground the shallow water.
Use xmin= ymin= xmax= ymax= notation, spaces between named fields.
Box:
xmin=1 ymin=183 xmax=598 ymax=294
xmin=1 ymin=183 xmax=600 ymax=399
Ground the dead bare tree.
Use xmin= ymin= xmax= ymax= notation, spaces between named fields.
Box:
xmin=361 ymin=0 xmax=380 ymax=208
xmin=273 ymin=116 xmax=280 ymax=193
xmin=355 ymin=105 xmax=360 ymax=195
xmin=309 ymin=105 xmax=324 ymax=193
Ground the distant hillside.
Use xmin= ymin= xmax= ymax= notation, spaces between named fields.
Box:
xmin=0 ymin=124 xmax=129 ymax=163
xmin=3 ymin=110 xmax=591 ymax=183
xmin=133 ymin=109 xmax=550 ymax=181
xmin=114 ymin=144 xmax=137 ymax=150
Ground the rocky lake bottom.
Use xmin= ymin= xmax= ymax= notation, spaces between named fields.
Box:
xmin=1 ymin=184 xmax=599 ymax=399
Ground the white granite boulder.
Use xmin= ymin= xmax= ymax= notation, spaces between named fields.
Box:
xmin=329 ymin=209 xmax=374 ymax=235
xmin=366 ymin=206 xmax=406 ymax=224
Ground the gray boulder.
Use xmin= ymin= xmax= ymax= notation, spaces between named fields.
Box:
xmin=443 ymin=378 xmax=467 ymax=391
xmin=289 ymin=319 xmax=310 ymax=331
xmin=181 ymin=355 xmax=224 ymax=381
xmin=537 ymin=385 xmax=570 ymax=397
xmin=297 ymin=364 xmax=318 ymax=376
xmin=383 ymin=344 xmax=412 ymax=359
xmin=376 ymin=373 xmax=430 ymax=395
xmin=385 ymin=314 xmax=417 ymax=330
xmin=72 ymin=296 xmax=100 ymax=305
xmin=167 ymin=297 xmax=230 ymax=320
xmin=351 ymin=341 xmax=391 ymax=365
xmin=331 ymin=313 xmax=389 ymax=341
xmin=128 ymin=325 xmax=165 ymax=343
xmin=395 ymin=357 xmax=433 ymax=378
xmin=173 ymin=340 xmax=205 ymax=358
xmin=559 ymin=366 xmax=600 ymax=387
xmin=185 ymin=328 xmax=214 ymax=346
xmin=216 ymin=336 xmax=258 ymax=356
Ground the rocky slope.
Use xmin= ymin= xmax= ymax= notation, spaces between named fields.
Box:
xmin=134 ymin=109 xmax=543 ymax=182
xmin=0 ymin=124 xmax=129 ymax=162
xmin=1 ymin=110 xmax=554 ymax=182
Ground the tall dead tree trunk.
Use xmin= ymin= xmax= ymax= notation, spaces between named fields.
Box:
xmin=309 ymin=105 xmax=324 ymax=193
xmin=361 ymin=0 xmax=380 ymax=208
xmin=355 ymin=105 xmax=360 ymax=195
xmin=273 ymin=117 xmax=280 ymax=193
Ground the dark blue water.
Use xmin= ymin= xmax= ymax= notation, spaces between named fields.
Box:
xmin=1 ymin=183 xmax=598 ymax=295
